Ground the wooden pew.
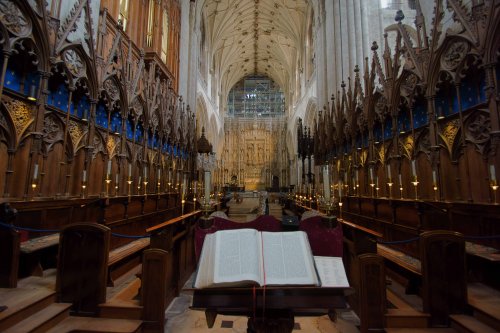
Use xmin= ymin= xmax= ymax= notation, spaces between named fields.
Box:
xmin=0 ymin=203 xmax=19 ymax=288
xmin=145 ymin=210 xmax=202 ymax=305
xmin=56 ymin=223 xmax=110 ymax=315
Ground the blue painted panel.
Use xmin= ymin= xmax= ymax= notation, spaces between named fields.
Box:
xmin=460 ymin=78 xmax=478 ymax=110
xmin=23 ymin=71 xmax=39 ymax=97
xmin=384 ymin=117 xmax=392 ymax=140
xmin=435 ymin=93 xmax=451 ymax=118
xmin=135 ymin=122 xmax=144 ymax=142
xmin=413 ymin=102 xmax=428 ymax=128
xmin=95 ymin=103 xmax=108 ymax=128
xmin=5 ymin=64 xmax=22 ymax=92
xmin=398 ymin=110 xmax=411 ymax=133
xmin=75 ymin=95 xmax=89 ymax=118
xmin=48 ymin=84 xmax=70 ymax=112
xmin=110 ymin=110 xmax=122 ymax=133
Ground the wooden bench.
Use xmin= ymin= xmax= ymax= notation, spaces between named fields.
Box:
xmin=107 ymin=237 xmax=150 ymax=286
xmin=377 ymin=243 xmax=422 ymax=294
xmin=19 ymin=234 xmax=60 ymax=277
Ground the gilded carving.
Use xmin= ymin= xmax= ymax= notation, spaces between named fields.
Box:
xmin=359 ymin=149 xmax=367 ymax=166
xmin=442 ymin=40 xmax=469 ymax=71
xmin=399 ymin=136 xmax=414 ymax=159
xmin=107 ymin=136 xmax=116 ymax=156
xmin=5 ymin=100 xmax=33 ymax=139
xmin=440 ymin=119 xmax=460 ymax=154
xmin=63 ymin=49 xmax=86 ymax=77
xmin=0 ymin=0 xmax=31 ymax=37
xmin=378 ymin=145 xmax=385 ymax=164
xmin=68 ymin=120 xmax=84 ymax=149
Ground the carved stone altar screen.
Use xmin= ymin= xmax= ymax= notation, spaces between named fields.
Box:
xmin=222 ymin=118 xmax=288 ymax=191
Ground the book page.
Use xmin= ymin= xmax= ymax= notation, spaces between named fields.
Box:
xmin=213 ymin=229 xmax=263 ymax=286
xmin=314 ymin=256 xmax=350 ymax=288
xmin=194 ymin=233 xmax=216 ymax=288
xmin=261 ymin=231 xmax=319 ymax=286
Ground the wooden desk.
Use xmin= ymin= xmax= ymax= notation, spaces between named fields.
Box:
xmin=191 ymin=286 xmax=354 ymax=332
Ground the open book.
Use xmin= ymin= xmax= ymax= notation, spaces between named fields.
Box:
xmin=194 ymin=229 xmax=320 ymax=288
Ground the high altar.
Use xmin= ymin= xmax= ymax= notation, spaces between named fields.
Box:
xmin=221 ymin=118 xmax=289 ymax=191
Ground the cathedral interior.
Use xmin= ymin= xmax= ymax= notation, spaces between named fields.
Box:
xmin=0 ymin=0 xmax=499 ymax=332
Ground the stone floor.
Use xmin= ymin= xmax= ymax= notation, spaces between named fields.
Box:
xmin=164 ymin=291 xmax=360 ymax=333
xmin=164 ymin=274 xmax=360 ymax=333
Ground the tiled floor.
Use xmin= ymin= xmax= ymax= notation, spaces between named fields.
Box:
xmin=164 ymin=290 xmax=360 ymax=333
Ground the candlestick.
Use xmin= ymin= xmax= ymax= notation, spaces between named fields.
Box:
xmin=105 ymin=178 xmax=111 ymax=197
xmin=144 ymin=179 xmax=148 ymax=196
xmin=127 ymin=178 xmax=132 ymax=197
xmin=323 ymin=166 xmax=330 ymax=202
xmin=370 ymin=167 xmax=374 ymax=183
xmin=398 ymin=173 xmax=402 ymax=187
xmin=492 ymin=181 xmax=498 ymax=204
xmin=143 ymin=166 xmax=147 ymax=178
xmin=411 ymin=179 xmax=419 ymax=200
xmin=33 ymin=163 xmax=39 ymax=180
xmin=386 ymin=164 xmax=391 ymax=179
xmin=490 ymin=164 xmax=496 ymax=182
xmin=83 ymin=170 xmax=87 ymax=182
xmin=204 ymin=171 xmax=211 ymax=205
xmin=411 ymin=160 xmax=417 ymax=178
xmin=432 ymin=170 xmax=437 ymax=184
xmin=107 ymin=160 xmax=112 ymax=177
xmin=128 ymin=163 xmax=132 ymax=178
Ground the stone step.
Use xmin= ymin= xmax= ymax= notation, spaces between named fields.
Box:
xmin=46 ymin=317 xmax=142 ymax=333
xmin=450 ymin=314 xmax=498 ymax=333
xmin=0 ymin=287 xmax=56 ymax=331
xmin=467 ymin=283 xmax=500 ymax=331
xmin=3 ymin=303 xmax=71 ymax=333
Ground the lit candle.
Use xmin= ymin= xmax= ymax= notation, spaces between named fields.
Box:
xmin=182 ymin=173 xmax=187 ymax=197
xmin=323 ymin=166 xmax=330 ymax=201
xmin=107 ymin=160 xmax=112 ymax=175
xmin=338 ymin=181 xmax=343 ymax=198
xmin=128 ymin=163 xmax=131 ymax=177
xmin=83 ymin=170 xmax=87 ymax=182
xmin=33 ymin=163 xmax=39 ymax=180
xmin=204 ymin=171 xmax=211 ymax=204
xmin=193 ymin=180 xmax=198 ymax=195
xmin=376 ymin=176 xmax=379 ymax=187
xmin=355 ymin=169 xmax=359 ymax=183
xmin=143 ymin=166 xmax=147 ymax=178
xmin=398 ymin=173 xmax=402 ymax=186
xmin=370 ymin=167 xmax=374 ymax=182
xmin=386 ymin=164 xmax=391 ymax=179
xmin=157 ymin=168 xmax=161 ymax=180
xmin=490 ymin=164 xmax=496 ymax=182
xmin=115 ymin=173 xmax=119 ymax=184
xmin=432 ymin=170 xmax=437 ymax=184
xmin=138 ymin=176 xmax=141 ymax=184
xmin=411 ymin=160 xmax=417 ymax=177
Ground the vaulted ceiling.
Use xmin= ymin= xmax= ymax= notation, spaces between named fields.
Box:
xmin=201 ymin=0 xmax=311 ymax=100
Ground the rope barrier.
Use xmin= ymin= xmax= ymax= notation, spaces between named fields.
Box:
xmin=0 ymin=222 xmax=150 ymax=239
xmin=0 ymin=222 xmax=59 ymax=233
xmin=377 ymin=237 xmax=420 ymax=245
xmin=111 ymin=232 xmax=150 ymax=239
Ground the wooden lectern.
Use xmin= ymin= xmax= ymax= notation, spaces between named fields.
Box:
xmin=191 ymin=285 xmax=353 ymax=333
